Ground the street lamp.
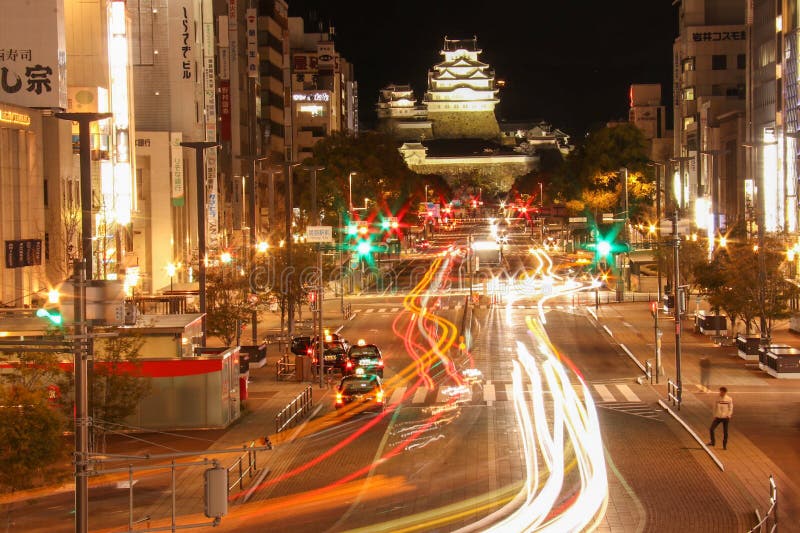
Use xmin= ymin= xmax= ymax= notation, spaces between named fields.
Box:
xmin=165 ymin=262 xmax=177 ymax=292
xmin=348 ymin=171 xmax=357 ymax=215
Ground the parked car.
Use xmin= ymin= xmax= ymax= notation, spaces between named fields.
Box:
xmin=335 ymin=370 xmax=385 ymax=412
xmin=290 ymin=336 xmax=312 ymax=356
xmin=313 ymin=341 xmax=349 ymax=373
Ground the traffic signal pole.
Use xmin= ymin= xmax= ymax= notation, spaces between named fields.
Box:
xmin=73 ymin=260 xmax=89 ymax=533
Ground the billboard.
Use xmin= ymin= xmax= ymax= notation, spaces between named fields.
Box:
xmin=0 ymin=0 xmax=67 ymax=109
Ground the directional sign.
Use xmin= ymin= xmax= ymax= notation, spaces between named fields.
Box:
xmin=306 ymin=226 xmax=333 ymax=243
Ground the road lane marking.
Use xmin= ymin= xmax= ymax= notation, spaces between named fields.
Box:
xmin=593 ymin=384 xmax=616 ymax=402
xmin=365 ymin=308 xmax=375 ymax=313
xmin=616 ymin=383 xmax=639 ymax=402
xmin=378 ymin=308 xmax=387 ymax=313
xmin=412 ymin=386 xmax=429 ymax=404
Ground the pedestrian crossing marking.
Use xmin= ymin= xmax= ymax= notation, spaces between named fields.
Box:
xmin=389 ymin=386 xmax=406 ymax=405
xmin=484 ymin=383 xmax=496 ymax=403
xmin=593 ymin=384 xmax=616 ymax=402
xmin=412 ymin=386 xmax=429 ymax=404
xmin=616 ymin=384 xmax=639 ymax=402
xmin=365 ymin=308 xmax=375 ymax=314
xmin=378 ymin=308 xmax=387 ymax=313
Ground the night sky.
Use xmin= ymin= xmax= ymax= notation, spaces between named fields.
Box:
xmin=287 ymin=0 xmax=678 ymax=138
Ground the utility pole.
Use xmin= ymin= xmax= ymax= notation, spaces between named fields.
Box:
xmin=303 ymin=165 xmax=326 ymax=387
xmin=180 ymin=141 xmax=220 ymax=346
xmin=672 ymin=211 xmax=682 ymax=405
xmin=284 ymin=161 xmax=298 ymax=338
xmin=72 ymin=260 xmax=89 ymax=533
xmin=238 ymin=156 xmax=268 ymax=344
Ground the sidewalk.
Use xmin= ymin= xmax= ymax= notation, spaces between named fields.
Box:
xmin=591 ymin=299 xmax=800 ymax=526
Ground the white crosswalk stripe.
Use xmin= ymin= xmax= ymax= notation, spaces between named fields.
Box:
xmin=388 ymin=386 xmax=406 ymax=405
xmin=411 ymin=386 xmax=429 ymax=404
xmin=616 ymin=383 xmax=640 ymax=402
xmin=365 ymin=308 xmax=375 ymax=314
xmin=378 ymin=308 xmax=386 ymax=313
xmin=593 ymin=384 xmax=616 ymax=402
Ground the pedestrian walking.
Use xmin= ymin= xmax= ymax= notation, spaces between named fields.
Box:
xmin=699 ymin=357 xmax=711 ymax=390
xmin=707 ymin=386 xmax=733 ymax=450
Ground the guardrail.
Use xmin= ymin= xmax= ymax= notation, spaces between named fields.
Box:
xmin=275 ymin=386 xmax=313 ymax=434
xmin=276 ymin=355 xmax=295 ymax=381
xmin=343 ymin=302 xmax=353 ymax=320
xmin=747 ymin=475 xmax=778 ymax=533
xmin=227 ymin=441 xmax=267 ymax=493
xmin=667 ymin=379 xmax=681 ymax=410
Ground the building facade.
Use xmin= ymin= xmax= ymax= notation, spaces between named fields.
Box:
xmin=287 ymin=17 xmax=357 ymax=161
xmin=673 ymin=0 xmax=747 ymax=237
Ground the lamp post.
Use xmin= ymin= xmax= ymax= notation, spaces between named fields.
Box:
xmin=180 ymin=141 xmax=219 ymax=347
xmin=348 ymin=171 xmax=357 ymax=216
xmin=647 ymin=160 xmax=667 ymax=383
xmin=237 ymin=155 xmax=268 ymax=344
xmin=55 ymin=112 xmax=113 ymax=281
xmin=166 ymin=262 xmax=176 ymax=293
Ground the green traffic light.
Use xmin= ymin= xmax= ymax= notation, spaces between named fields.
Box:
xmin=380 ymin=220 xmax=390 ymax=230
xmin=357 ymin=240 xmax=372 ymax=255
xmin=347 ymin=224 xmax=358 ymax=235
xmin=36 ymin=308 xmax=63 ymax=326
xmin=597 ymin=240 xmax=612 ymax=257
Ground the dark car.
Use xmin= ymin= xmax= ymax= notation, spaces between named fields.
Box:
xmin=346 ymin=343 xmax=384 ymax=377
xmin=313 ymin=341 xmax=349 ymax=373
xmin=290 ymin=336 xmax=312 ymax=356
xmin=335 ymin=371 xmax=385 ymax=412
xmin=312 ymin=332 xmax=350 ymax=352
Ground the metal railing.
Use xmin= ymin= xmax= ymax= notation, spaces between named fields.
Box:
xmin=275 ymin=386 xmax=313 ymax=434
xmin=667 ymin=379 xmax=681 ymax=410
xmin=747 ymin=475 xmax=778 ymax=533
xmin=227 ymin=441 xmax=267 ymax=493
xmin=343 ymin=303 xmax=353 ymax=320
xmin=276 ymin=355 xmax=296 ymax=381
xmin=645 ymin=360 xmax=653 ymax=384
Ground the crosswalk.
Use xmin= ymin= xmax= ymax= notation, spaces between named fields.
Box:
xmin=356 ymin=304 xmax=577 ymax=315
xmin=386 ymin=380 xmax=661 ymax=420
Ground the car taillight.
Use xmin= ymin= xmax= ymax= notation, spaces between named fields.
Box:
xmin=307 ymin=347 xmax=313 ymax=355
xmin=335 ymin=393 xmax=343 ymax=404
xmin=346 ymin=360 xmax=353 ymax=369
xmin=376 ymin=390 xmax=384 ymax=403
xmin=378 ymin=360 xmax=384 ymax=367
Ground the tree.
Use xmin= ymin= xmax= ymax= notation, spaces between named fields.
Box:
xmin=206 ymin=262 xmax=263 ymax=346
xmin=91 ymin=334 xmax=150 ymax=447
xmin=0 ymin=387 xmax=68 ymax=492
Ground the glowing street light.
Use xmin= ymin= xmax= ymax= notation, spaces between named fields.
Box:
xmin=220 ymin=252 xmax=232 ymax=264
xmin=256 ymin=241 xmax=269 ymax=253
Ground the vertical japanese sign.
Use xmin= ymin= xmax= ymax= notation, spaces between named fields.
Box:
xmin=246 ymin=8 xmax=259 ymax=78
xmin=0 ymin=0 xmax=67 ymax=109
xmin=202 ymin=0 xmax=219 ymax=250
xmin=169 ymin=132 xmax=185 ymax=206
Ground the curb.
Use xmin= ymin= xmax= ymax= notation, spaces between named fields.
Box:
xmin=658 ymin=399 xmax=724 ymax=471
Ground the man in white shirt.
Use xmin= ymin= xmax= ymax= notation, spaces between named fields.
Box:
xmin=707 ymin=386 xmax=733 ymax=450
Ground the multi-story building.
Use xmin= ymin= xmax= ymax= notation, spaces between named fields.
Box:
xmin=376 ymin=84 xmax=431 ymax=141
xmin=287 ymin=17 xmax=357 ymax=161
xmin=674 ymin=0 xmax=747 ymax=236
xmin=629 ymin=84 xmax=673 ymax=162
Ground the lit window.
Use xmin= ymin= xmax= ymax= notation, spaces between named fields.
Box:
xmin=683 ymin=116 xmax=696 ymax=129
xmin=682 ymin=57 xmax=695 ymax=72
xmin=683 ymin=86 xmax=695 ymax=101
xmin=299 ymin=104 xmax=325 ymax=117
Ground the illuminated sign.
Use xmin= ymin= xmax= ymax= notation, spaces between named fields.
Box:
xmin=292 ymin=92 xmax=330 ymax=102
xmin=0 ymin=108 xmax=31 ymax=126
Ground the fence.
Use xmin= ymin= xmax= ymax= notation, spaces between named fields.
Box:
xmin=276 ymin=355 xmax=295 ymax=381
xmin=275 ymin=386 xmax=313 ymax=434
xmin=227 ymin=441 xmax=268 ymax=493
xmin=747 ymin=475 xmax=778 ymax=533
xmin=667 ymin=379 xmax=681 ymax=410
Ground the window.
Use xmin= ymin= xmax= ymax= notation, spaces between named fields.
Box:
xmin=682 ymin=57 xmax=695 ymax=72
xmin=683 ymin=86 xmax=695 ymax=101
xmin=711 ymin=84 xmax=724 ymax=96
xmin=737 ymin=54 xmax=746 ymax=69
xmin=683 ymin=115 xmax=696 ymax=129
xmin=712 ymin=55 xmax=727 ymax=70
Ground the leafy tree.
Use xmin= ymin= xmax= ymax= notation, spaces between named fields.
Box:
xmin=91 ymin=334 xmax=150 ymax=447
xmin=206 ymin=262 xmax=264 ymax=346
xmin=0 ymin=382 xmax=68 ymax=492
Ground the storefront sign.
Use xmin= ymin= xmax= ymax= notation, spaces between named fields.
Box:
xmin=0 ymin=108 xmax=31 ymax=126
xmin=246 ymin=8 xmax=258 ymax=78
xmin=0 ymin=0 xmax=67 ymax=108
xmin=169 ymin=132 xmax=185 ymax=206
xmin=292 ymin=92 xmax=330 ymax=102
xmin=692 ymin=30 xmax=745 ymax=42
xmin=5 ymin=239 xmax=42 ymax=268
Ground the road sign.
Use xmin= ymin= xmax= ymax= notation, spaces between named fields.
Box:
xmin=306 ymin=226 xmax=333 ymax=243
xmin=658 ymin=218 xmax=691 ymax=235
xmin=568 ymin=217 xmax=587 ymax=223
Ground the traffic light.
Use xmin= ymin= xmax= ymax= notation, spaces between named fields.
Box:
xmin=356 ymin=240 xmax=372 ymax=256
xmin=380 ymin=219 xmax=390 ymax=231
xmin=347 ymin=223 xmax=358 ymax=236
xmin=357 ymin=222 xmax=369 ymax=237
xmin=597 ymin=240 xmax=612 ymax=258
xmin=36 ymin=308 xmax=63 ymax=326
